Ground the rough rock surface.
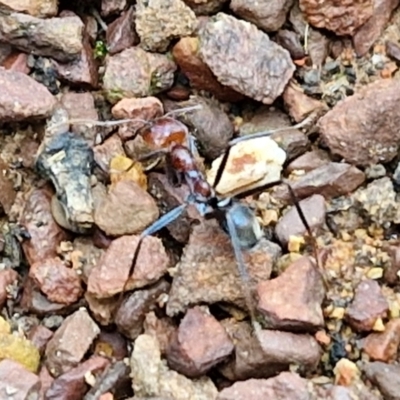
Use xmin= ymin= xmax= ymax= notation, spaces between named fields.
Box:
xmin=87 ymin=235 xmax=169 ymax=298
xmin=0 ymin=13 xmax=84 ymax=62
xmin=172 ymin=37 xmax=244 ymax=102
xmin=167 ymin=220 xmax=281 ymax=316
xmin=346 ymin=280 xmax=389 ymax=332
xmin=0 ymin=0 xmax=58 ymax=17
xmin=45 ymin=309 xmax=100 ymax=377
xmin=135 ymin=0 xmax=198 ymax=52
xmin=230 ymin=0 xmax=293 ymax=32
xmin=220 ymin=320 xmax=321 ymax=380
xmin=275 ymin=194 xmax=326 ymax=247
xmin=166 ymin=306 xmax=234 ymax=377
xmin=299 ymin=0 xmax=373 ymax=36
xmin=0 ymin=359 xmax=41 ymax=400
xmin=131 ymin=334 xmax=218 ymax=399
xmin=103 ymin=47 xmax=177 ymax=103
xmin=318 ymin=79 xmax=400 ymax=166
xmin=94 ymin=179 xmax=159 ymax=236
xmin=0 ymin=69 xmax=56 ymax=122
xmin=217 ymin=372 xmax=311 ymax=400
xmin=257 ymin=257 xmax=325 ymax=331
xmin=199 ymin=13 xmax=295 ymax=104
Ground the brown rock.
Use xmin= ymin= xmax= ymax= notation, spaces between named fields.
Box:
xmin=364 ymin=361 xmax=400 ymax=400
xmin=0 ymin=0 xmax=58 ymax=17
xmin=164 ymin=96 xmax=234 ymax=160
xmin=131 ymin=334 xmax=218 ymax=399
xmin=103 ymin=46 xmax=176 ymax=103
xmin=167 ymin=219 xmax=281 ymax=317
xmin=220 ymin=321 xmax=320 ymax=380
xmin=0 ymin=13 xmax=84 ymax=62
xmin=148 ymin=172 xmax=200 ymax=243
xmin=384 ymin=245 xmax=400 ymax=285
xmin=286 ymin=150 xmax=330 ymax=173
xmin=183 ymin=0 xmax=228 ymax=14
xmin=106 ymin=7 xmax=139 ymax=55
xmin=257 ymin=256 xmax=325 ymax=331
xmin=60 ymin=91 xmax=98 ymax=144
xmin=308 ymin=28 xmax=330 ymax=67
xmin=84 ymin=360 xmax=130 ymax=399
xmin=275 ymin=163 xmax=366 ymax=202
xmin=0 ymin=269 xmax=18 ymax=309
xmin=363 ymin=318 xmax=400 ymax=361
xmin=353 ymin=0 xmax=399 ymax=56
xmin=115 ymin=280 xmax=171 ymax=340
xmin=45 ymin=308 xmax=100 ymax=377
xmin=274 ymin=30 xmax=305 ymax=60
xmin=111 ymin=96 xmax=164 ymax=141
xmin=386 ymin=40 xmax=400 ymax=62
xmin=28 ymin=325 xmax=53 ymax=355
xmin=87 ymin=235 xmax=169 ymax=298
xmin=275 ymin=194 xmax=326 ymax=247
xmin=319 ymin=79 xmax=400 ymax=166
xmin=39 ymin=365 xmax=54 ymax=399
xmin=199 ymin=13 xmax=295 ymax=104
xmin=299 ymin=0 xmax=373 ymax=36
xmin=135 ymin=0 xmax=197 ymax=52
xmin=46 ymin=356 xmax=110 ymax=399
xmin=346 ymin=279 xmax=389 ymax=332
xmin=230 ymin=0 xmax=293 ymax=32
xmin=0 ymin=69 xmax=56 ymax=122
xmin=29 ymin=257 xmax=83 ymax=305
xmin=93 ymin=135 xmax=125 ymax=175
xmin=0 ymin=359 xmax=40 ymax=400
xmin=20 ymin=187 xmax=70 ymax=266
xmin=94 ymin=179 xmax=159 ymax=237
xmin=101 ymin=0 xmax=127 ymax=16
xmin=172 ymin=37 xmax=244 ymax=102
xmin=1 ymin=51 xmax=29 ymax=73
xmin=143 ymin=312 xmax=176 ymax=356
xmin=218 ymin=371 xmax=310 ymax=400
xmin=72 ymin=237 xmax=105 ymax=284
xmin=283 ymin=82 xmax=326 ymax=123
xmin=167 ymin=306 xmax=234 ymax=378
xmin=20 ymin=277 xmax=74 ymax=316
xmin=94 ymin=331 xmax=128 ymax=360
xmin=85 ymin=293 xmax=117 ymax=326
xmin=0 ymin=157 xmax=16 ymax=215
xmin=46 ymin=356 xmax=110 ymax=400
xmin=55 ymin=34 xmax=99 ymax=88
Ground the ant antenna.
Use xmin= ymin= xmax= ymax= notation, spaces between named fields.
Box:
xmin=46 ymin=105 xmax=203 ymax=135
xmin=229 ymin=112 xmax=317 ymax=146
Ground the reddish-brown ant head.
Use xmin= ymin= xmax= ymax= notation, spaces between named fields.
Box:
xmin=141 ymin=117 xmax=188 ymax=150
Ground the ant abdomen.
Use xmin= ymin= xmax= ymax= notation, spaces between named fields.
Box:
xmin=223 ymin=202 xmax=263 ymax=249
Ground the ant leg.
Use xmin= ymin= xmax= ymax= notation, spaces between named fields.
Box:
xmin=225 ymin=209 xmax=261 ymax=334
xmin=228 ymin=112 xmax=317 ymax=146
xmin=137 ymin=149 xmax=168 ymax=162
xmin=211 ymin=113 xmax=317 ymax=192
xmin=211 ymin=145 xmax=232 ymax=190
xmin=119 ymin=203 xmax=189 ymax=300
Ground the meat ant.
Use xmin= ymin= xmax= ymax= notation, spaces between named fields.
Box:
xmin=48 ymin=106 xmax=321 ymax=332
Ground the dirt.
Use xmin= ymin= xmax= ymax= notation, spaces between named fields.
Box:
xmin=1 ymin=0 xmax=400 ymax=399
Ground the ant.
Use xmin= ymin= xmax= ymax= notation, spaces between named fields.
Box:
xmin=48 ymin=106 xmax=321 ymax=332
